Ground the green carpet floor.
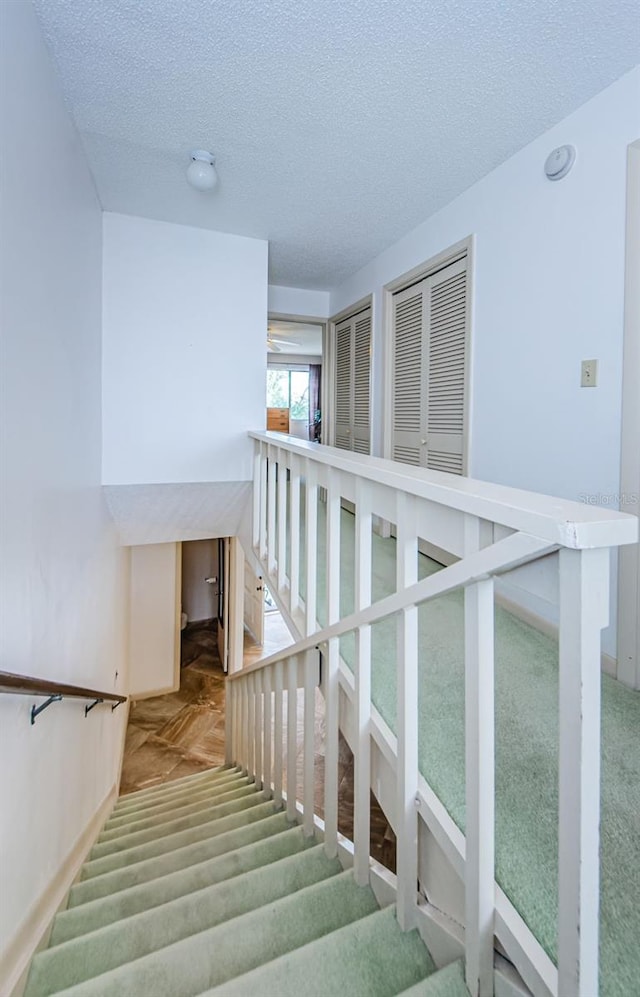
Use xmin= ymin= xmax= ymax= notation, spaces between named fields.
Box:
xmin=303 ymin=501 xmax=640 ymax=997
xmin=25 ymin=767 xmax=469 ymax=997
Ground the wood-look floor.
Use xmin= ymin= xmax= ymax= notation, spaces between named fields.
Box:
xmin=120 ymin=616 xmax=396 ymax=870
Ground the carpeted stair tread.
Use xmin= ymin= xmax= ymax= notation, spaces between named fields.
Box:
xmin=69 ymin=809 xmax=291 ymax=906
xmin=91 ymin=788 xmax=265 ymax=859
xmin=98 ymin=781 xmax=256 ymax=843
xmin=50 ymin=825 xmax=312 ymax=944
xmin=48 ymin=870 xmax=379 ymax=997
xmin=26 ymin=845 xmax=341 ymax=995
xmin=82 ymin=793 xmax=273 ymax=877
xmin=395 ymin=961 xmax=469 ymax=997
xmin=111 ymin=768 xmax=247 ymax=821
xmin=113 ymin=765 xmax=236 ymax=810
xmin=105 ymin=773 xmax=251 ymax=828
xmin=198 ymin=904 xmax=436 ymax=997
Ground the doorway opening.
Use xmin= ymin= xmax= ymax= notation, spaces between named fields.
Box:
xmin=266 ymin=317 xmax=325 ymax=441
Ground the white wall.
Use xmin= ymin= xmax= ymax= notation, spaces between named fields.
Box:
xmin=102 ymin=213 xmax=268 ymax=485
xmin=329 ymin=69 xmax=640 ymax=657
xmin=182 ymin=540 xmax=219 ymax=622
xmin=0 ymin=2 xmax=129 ymax=983
xmin=331 ymin=68 xmax=640 ymax=506
xmin=268 ymin=284 xmax=330 ymax=318
xmin=129 ymin=544 xmax=181 ymax=698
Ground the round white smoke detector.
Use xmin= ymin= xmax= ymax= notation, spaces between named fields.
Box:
xmin=544 ymin=145 xmax=576 ymax=182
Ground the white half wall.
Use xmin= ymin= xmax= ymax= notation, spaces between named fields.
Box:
xmin=268 ymin=284 xmax=330 ymax=318
xmin=102 ymin=213 xmax=268 ymax=486
xmin=0 ymin=2 xmax=129 ymax=985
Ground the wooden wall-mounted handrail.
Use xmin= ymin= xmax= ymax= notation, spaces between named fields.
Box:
xmin=0 ymin=671 xmax=126 ymax=703
xmin=0 ymin=671 xmax=127 ymax=723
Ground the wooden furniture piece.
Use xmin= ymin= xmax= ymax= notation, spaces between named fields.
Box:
xmin=267 ymin=407 xmax=290 ymax=433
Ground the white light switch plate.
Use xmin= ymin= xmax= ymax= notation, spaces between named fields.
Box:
xmin=581 ymin=359 xmax=598 ymax=387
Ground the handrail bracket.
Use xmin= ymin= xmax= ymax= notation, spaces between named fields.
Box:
xmin=31 ymin=694 xmax=62 ymax=725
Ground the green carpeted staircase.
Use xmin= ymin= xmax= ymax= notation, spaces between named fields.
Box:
xmin=25 ymin=765 xmax=470 ymax=997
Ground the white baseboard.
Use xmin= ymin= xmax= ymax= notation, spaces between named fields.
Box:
xmin=4 ymin=785 xmax=117 ymax=997
xmin=495 ymin=592 xmax=617 ymax=677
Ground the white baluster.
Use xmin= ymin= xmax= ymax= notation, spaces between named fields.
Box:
xmin=304 ymin=461 xmax=318 ymax=635
xmin=274 ymin=660 xmax=284 ymax=807
xmin=233 ymin=679 xmax=240 ymax=766
xmin=396 ymin=491 xmax=419 ymax=930
xmin=324 ymin=466 xmax=342 ymax=859
xmin=255 ymin=670 xmax=263 ymax=791
xmin=287 ymin=655 xmax=298 ymax=821
xmin=558 ymin=547 xmax=609 ymax=997
xmin=290 ymin=456 xmax=301 ymax=616
xmin=259 ymin=445 xmax=268 ymax=563
xmin=248 ymin=673 xmax=255 ymax=781
xmin=252 ymin=444 xmax=261 ymax=551
xmin=241 ymin=678 xmax=249 ymax=772
xmin=354 ymin=477 xmax=373 ymax=886
xmin=303 ymin=650 xmax=316 ymax=837
xmin=263 ymin=668 xmax=272 ymax=798
xmin=464 ymin=514 xmax=495 ymax=997
xmin=225 ymin=681 xmax=233 ymax=766
xmin=277 ymin=451 xmax=287 ymax=594
xmin=267 ymin=448 xmax=277 ymax=578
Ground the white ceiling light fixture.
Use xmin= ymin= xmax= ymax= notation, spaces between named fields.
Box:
xmin=187 ymin=149 xmax=218 ymax=192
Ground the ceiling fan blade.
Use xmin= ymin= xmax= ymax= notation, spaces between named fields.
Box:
xmin=269 ymin=337 xmax=300 ymax=348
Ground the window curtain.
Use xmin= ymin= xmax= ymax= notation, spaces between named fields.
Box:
xmin=309 ymin=363 xmax=322 ymax=441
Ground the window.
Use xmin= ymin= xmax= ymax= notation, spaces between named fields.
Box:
xmin=266 ymin=367 xmax=310 ymax=423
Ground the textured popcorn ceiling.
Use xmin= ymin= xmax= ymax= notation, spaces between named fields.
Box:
xmin=35 ymin=0 xmax=639 ymax=289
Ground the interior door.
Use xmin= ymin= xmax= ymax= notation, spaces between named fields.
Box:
xmin=244 ymin=556 xmax=264 ymax=645
xmin=424 ymin=257 xmax=468 ymax=474
xmin=352 ymin=310 xmax=371 ymax=454
xmin=333 ymin=308 xmax=371 ymax=453
xmin=392 ymin=256 xmax=469 ymax=474
xmin=216 ymin=537 xmax=230 ymax=672
xmin=334 ymin=317 xmax=352 ymax=449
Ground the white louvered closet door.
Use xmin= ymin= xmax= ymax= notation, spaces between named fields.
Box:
xmin=352 ymin=310 xmax=371 ymax=454
xmin=392 ymin=256 xmax=468 ymax=474
xmin=333 ymin=308 xmax=371 ymax=454
xmin=334 ymin=318 xmax=352 ymax=450
xmin=424 ymin=257 xmax=468 ymax=474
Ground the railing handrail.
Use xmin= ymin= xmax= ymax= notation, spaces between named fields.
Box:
xmin=249 ymin=432 xmax=637 ymax=550
xmin=0 ymin=670 xmax=127 ymax=704
xmin=228 ymin=531 xmax=555 ymax=683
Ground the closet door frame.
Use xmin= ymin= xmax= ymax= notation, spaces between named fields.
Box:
xmin=382 ymin=236 xmax=474 ymax=473
xmin=327 ymin=294 xmax=373 ymax=448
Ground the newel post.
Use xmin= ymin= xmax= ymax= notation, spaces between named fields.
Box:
xmin=558 ymin=546 xmax=609 ymax=997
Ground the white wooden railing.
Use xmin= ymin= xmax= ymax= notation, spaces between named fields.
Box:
xmin=225 ymin=432 xmax=637 ymax=997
